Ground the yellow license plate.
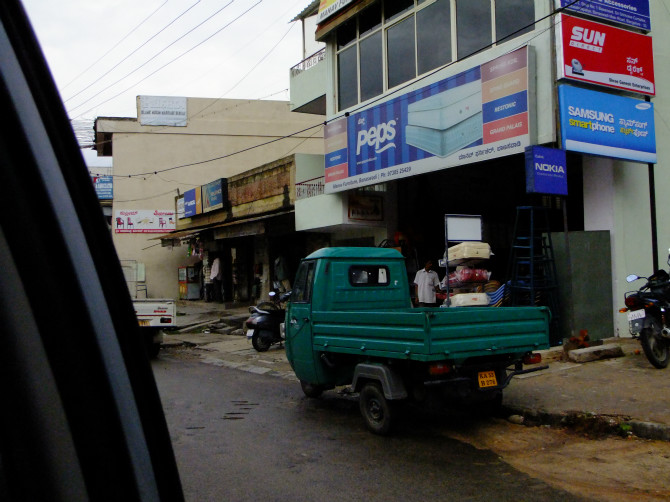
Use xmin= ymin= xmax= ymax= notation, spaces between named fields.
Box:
xmin=478 ymin=371 xmax=498 ymax=388
xmin=138 ymin=320 xmax=151 ymax=326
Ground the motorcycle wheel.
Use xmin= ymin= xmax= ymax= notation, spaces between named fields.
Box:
xmin=251 ymin=330 xmax=271 ymax=352
xmin=640 ymin=317 xmax=670 ymax=369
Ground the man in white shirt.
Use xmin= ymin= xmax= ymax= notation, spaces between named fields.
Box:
xmin=413 ymin=260 xmax=440 ymax=307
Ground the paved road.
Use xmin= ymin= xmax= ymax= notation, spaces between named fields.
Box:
xmin=152 ymin=353 xmax=589 ymax=502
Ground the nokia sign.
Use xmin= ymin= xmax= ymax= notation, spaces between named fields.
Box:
xmin=525 ymin=146 xmax=568 ymax=196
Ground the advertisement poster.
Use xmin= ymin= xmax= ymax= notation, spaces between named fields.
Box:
xmin=525 ymin=146 xmax=568 ymax=195
xmin=558 ymin=85 xmax=656 ymax=163
xmin=91 ymin=175 xmax=113 ymax=200
xmin=556 ymin=0 xmax=650 ymax=31
xmin=182 ymin=187 xmax=202 ymax=218
xmin=115 ymin=210 xmax=176 ymax=233
xmin=324 ymin=46 xmax=532 ymax=194
xmin=203 ymin=178 xmax=225 ymax=213
xmin=556 ymin=14 xmax=654 ymax=95
xmin=138 ymin=95 xmax=187 ymax=127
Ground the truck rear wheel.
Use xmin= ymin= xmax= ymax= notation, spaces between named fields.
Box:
xmin=359 ymin=382 xmax=393 ymax=435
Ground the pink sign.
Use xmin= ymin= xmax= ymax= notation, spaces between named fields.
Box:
xmin=557 ymin=14 xmax=654 ymax=96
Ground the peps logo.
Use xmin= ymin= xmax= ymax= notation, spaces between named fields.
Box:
xmin=356 ymin=120 xmax=397 ymax=155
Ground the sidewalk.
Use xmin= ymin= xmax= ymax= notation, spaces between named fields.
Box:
xmin=165 ymin=300 xmax=670 ymax=441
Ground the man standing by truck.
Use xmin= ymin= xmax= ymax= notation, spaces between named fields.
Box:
xmin=413 ymin=260 xmax=441 ymax=307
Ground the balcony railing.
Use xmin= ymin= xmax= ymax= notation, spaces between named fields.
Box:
xmin=290 ymin=48 xmax=325 ymax=77
xmin=296 ymin=176 xmax=324 ymax=200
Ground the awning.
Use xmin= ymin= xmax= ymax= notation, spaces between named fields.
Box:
xmin=152 ymin=209 xmax=295 ymax=242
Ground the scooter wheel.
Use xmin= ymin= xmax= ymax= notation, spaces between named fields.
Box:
xmin=251 ymin=331 xmax=271 ymax=352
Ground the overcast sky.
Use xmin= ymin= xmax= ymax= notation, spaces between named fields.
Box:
xmin=22 ymin=0 xmax=308 ymax=122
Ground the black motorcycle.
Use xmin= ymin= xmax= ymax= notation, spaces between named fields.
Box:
xmin=245 ymin=290 xmax=291 ymax=352
xmin=621 ymin=254 xmax=670 ymax=369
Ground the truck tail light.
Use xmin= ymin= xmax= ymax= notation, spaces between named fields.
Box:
xmin=160 ymin=317 xmax=173 ymax=324
xmin=523 ymin=353 xmax=542 ymax=365
xmin=428 ymin=363 xmax=452 ymax=375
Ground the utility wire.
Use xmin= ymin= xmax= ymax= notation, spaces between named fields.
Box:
xmin=62 ymin=1 xmax=169 ymax=91
xmin=93 ymin=0 xmax=584 ymax=195
xmin=65 ymin=0 xmax=202 ymax=104
xmin=68 ymin=0 xmax=242 ymax=117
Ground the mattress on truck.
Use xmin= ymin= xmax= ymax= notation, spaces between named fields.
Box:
xmin=449 ymin=292 xmax=489 ymax=307
xmin=447 ymin=241 xmax=491 ymax=261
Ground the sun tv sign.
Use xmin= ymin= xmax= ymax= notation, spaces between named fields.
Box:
xmin=556 ymin=14 xmax=655 ymax=96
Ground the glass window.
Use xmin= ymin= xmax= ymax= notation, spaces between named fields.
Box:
xmin=385 ymin=0 xmax=414 ymax=22
xmin=456 ymin=0 xmax=492 ymax=60
xmin=291 ymin=262 xmax=315 ymax=303
xmin=337 ymin=17 xmax=357 ymax=50
xmin=495 ymin=0 xmax=534 ymax=42
xmin=338 ymin=45 xmax=358 ymax=110
xmin=387 ymin=16 xmax=416 ymax=88
xmin=360 ymin=2 xmax=382 ymax=37
xmin=349 ymin=265 xmax=391 ymax=286
xmin=417 ymin=0 xmax=451 ymax=75
xmin=360 ymin=31 xmax=384 ymax=101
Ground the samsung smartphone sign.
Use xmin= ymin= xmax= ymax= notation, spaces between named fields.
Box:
xmin=558 ymin=85 xmax=656 ymax=163
xmin=556 ymin=14 xmax=654 ymax=96
xmin=556 ymin=0 xmax=650 ymax=31
xmin=324 ymin=46 xmax=532 ymax=194
xmin=525 ymin=146 xmax=567 ymax=195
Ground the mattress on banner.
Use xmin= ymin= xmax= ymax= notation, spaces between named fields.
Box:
xmin=405 ymin=113 xmax=483 ymax=158
xmin=407 ymin=81 xmax=483 ymax=130
xmin=447 ymin=241 xmax=491 ymax=261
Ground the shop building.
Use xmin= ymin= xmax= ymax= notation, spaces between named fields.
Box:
xmin=94 ymin=97 xmax=324 ymax=302
xmin=288 ymin=0 xmax=670 ymax=342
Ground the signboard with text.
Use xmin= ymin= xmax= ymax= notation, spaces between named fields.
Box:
xmin=203 ymin=178 xmax=226 ymax=213
xmin=525 ymin=146 xmax=568 ymax=195
xmin=556 ymin=14 xmax=654 ymax=96
xmin=556 ymin=0 xmax=650 ymax=31
xmin=558 ymin=85 xmax=656 ymax=163
xmin=91 ymin=175 xmax=113 ymax=200
xmin=115 ymin=210 xmax=176 ymax=233
xmin=182 ymin=187 xmax=202 ymax=218
xmin=138 ymin=95 xmax=187 ymax=127
xmin=324 ymin=46 xmax=532 ymax=194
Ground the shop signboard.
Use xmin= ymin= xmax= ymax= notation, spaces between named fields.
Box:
xmin=182 ymin=187 xmax=202 ymax=218
xmin=138 ymin=95 xmax=187 ymax=126
xmin=316 ymin=0 xmax=355 ymax=23
xmin=525 ymin=146 xmax=568 ymax=196
xmin=91 ymin=175 xmax=113 ymax=200
xmin=324 ymin=46 xmax=532 ymax=194
xmin=202 ymin=178 xmax=226 ymax=213
xmin=556 ymin=14 xmax=654 ymax=96
xmin=558 ymin=85 xmax=656 ymax=163
xmin=555 ymin=0 xmax=650 ymax=31
xmin=347 ymin=193 xmax=384 ymax=222
xmin=115 ymin=209 xmax=176 ymax=233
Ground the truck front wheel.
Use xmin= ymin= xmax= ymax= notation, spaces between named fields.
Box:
xmin=359 ymin=382 xmax=393 ymax=435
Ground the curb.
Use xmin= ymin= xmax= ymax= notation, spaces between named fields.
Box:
xmin=504 ymin=405 xmax=670 ymax=442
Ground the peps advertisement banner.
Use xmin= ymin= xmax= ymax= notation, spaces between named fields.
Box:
xmin=525 ymin=146 xmax=568 ymax=196
xmin=555 ymin=0 xmax=650 ymax=31
xmin=558 ymin=85 xmax=656 ymax=163
xmin=556 ymin=14 xmax=654 ymax=96
xmin=324 ymin=46 xmax=533 ymax=194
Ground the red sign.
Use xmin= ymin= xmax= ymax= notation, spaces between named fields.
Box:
xmin=556 ymin=14 xmax=654 ymax=96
